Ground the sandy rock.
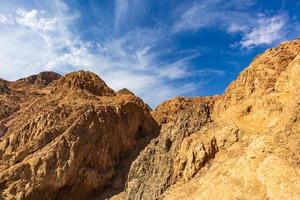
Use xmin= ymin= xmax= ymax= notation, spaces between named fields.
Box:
xmin=17 ymin=71 xmax=61 ymax=86
xmin=0 ymin=71 xmax=159 ymax=200
xmin=1 ymin=37 xmax=300 ymax=200
xmin=122 ymin=97 xmax=217 ymax=200
xmin=123 ymin=37 xmax=300 ymax=200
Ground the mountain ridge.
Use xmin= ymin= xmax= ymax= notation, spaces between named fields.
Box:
xmin=0 ymin=71 xmax=159 ymax=200
xmin=121 ymin=37 xmax=300 ymax=200
xmin=0 ymin=37 xmax=300 ymax=200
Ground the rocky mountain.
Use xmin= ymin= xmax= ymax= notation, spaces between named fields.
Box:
xmin=0 ymin=37 xmax=300 ymax=200
xmin=122 ymin=37 xmax=300 ymax=200
xmin=0 ymin=71 xmax=159 ymax=200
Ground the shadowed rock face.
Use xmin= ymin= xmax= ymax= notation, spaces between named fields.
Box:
xmin=0 ymin=79 xmax=10 ymax=94
xmin=122 ymin=97 xmax=217 ymax=200
xmin=0 ymin=71 xmax=159 ymax=200
xmin=122 ymin=38 xmax=300 ymax=200
xmin=0 ymin=123 xmax=6 ymax=137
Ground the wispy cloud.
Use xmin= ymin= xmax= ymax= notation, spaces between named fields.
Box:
xmin=0 ymin=0 xmax=209 ymax=107
xmin=240 ymin=14 xmax=288 ymax=48
xmin=114 ymin=0 xmax=129 ymax=30
xmin=16 ymin=9 xmax=58 ymax=31
xmin=114 ymin=0 xmax=146 ymax=32
xmin=173 ymin=0 xmax=255 ymax=33
xmin=2 ymin=0 xmax=295 ymax=106
xmin=173 ymin=0 xmax=295 ymax=48
xmin=0 ymin=14 xmax=14 ymax=25
xmin=197 ymin=69 xmax=226 ymax=77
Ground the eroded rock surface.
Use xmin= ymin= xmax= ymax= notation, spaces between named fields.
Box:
xmin=17 ymin=71 xmax=61 ymax=87
xmin=0 ymin=71 xmax=159 ymax=200
xmin=123 ymin=37 xmax=300 ymax=200
xmin=1 ymin=38 xmax=300 ymax=200
xmin=123 ymin=97 xmax=217 ymax=200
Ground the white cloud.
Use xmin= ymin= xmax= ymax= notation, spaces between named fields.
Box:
xmin=227 ymin=24 xmax=248 ymax=34
xmin=173 ymin=0 xmax=293 ymax=48
xmin=114 ymin=0 xmax=147 ymax=32
xmin=173 ymin=0 xmax=255 ymax=33
xmin=240 ymin=15 xmax=287 ymax=48
xmin=16 ymin=9 xmax=58 ymax=31
xmin=1 ymin=0 xmax=294 ymax=107
xmin=0 ymin=14 xmax=14 ymax=25
xmin=0 ymin=1 xmax=209 ymax=107
xmin=114 ymin=0 xmax=129 ymax=30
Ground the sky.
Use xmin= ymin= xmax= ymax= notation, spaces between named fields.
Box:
xmin=0 ymin=0 xmax=300 ymax=107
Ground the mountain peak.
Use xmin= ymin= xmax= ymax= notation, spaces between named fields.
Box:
xmin=52 ymin=70 xmax=115 ymax=96
xmin=18 ymin=71 xmax=61 ymax=86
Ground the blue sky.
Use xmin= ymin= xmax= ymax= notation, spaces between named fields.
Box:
xmin=0 ymin=0 xmax=300 ymax=106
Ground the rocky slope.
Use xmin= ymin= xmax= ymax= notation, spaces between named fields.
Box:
xmin=122 ymin=37 xmax=300 ymax=200
xmin=123 ymin=97 xmax=217 ymax=200
xmin=0 ymin=71 xmax=159 ymax=200
xmin=1 ymin=37 xmax=300 ymax=200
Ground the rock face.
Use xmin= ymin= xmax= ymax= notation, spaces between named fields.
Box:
xmin=0 ymin=71 xmax=159 ymax=200
xmin=122 ymin=37 xmax=300 ymax=200
xmin=17 ymin=71 xmax=61 ymax=86
xmin=0 ymin=72 xmax=61 ymax=121
xmin=123 ymin=97 xmax=217 ymax=200
xmin=1 ymin=38 xmax=300 ymax=200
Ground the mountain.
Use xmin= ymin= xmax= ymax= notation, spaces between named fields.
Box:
xmin=0 ymin=71 xmax=159 ymax=200
xmin=122 ymin=37 xmax=300 ymax=200
xmin=0 ymin=37 xmax=300 ymax=200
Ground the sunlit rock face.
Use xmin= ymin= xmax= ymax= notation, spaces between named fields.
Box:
xmin=1 ymin=38 xmax=300 ymax=200
xmin=122 ymin=38 xmax=300 ymax=200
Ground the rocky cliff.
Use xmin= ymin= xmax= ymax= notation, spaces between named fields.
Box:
xmin=1 ymin=37 xmax=300 ymax=200
xmin=122 ymin=37 xmax=300 ymax=200
xmin=0 ymin=71 xmax=159 ymax=200
xmin=123 ymin=97 xmax=217 ymax=200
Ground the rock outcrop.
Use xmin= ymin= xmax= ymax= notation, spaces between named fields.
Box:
xmin=0 ymin=71 xmax=159 ymax=200
xmin=0 ymin=72 xmax=61 ymax=122
xmin=17 ymin=71 xmax=61 ymax=87
xmin=1 ymin=37 xmax=300 ymax=200
xmin=123 ymin=97 xmax=217 ymax=200
xmin=122 ymin=37 xmax=300 ymax=200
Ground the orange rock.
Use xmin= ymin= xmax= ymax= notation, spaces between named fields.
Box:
xmin=0 ymin=71 xmax=159 ymax=200
xmin=123 ymin=37 xmax=300 ymax=200
xmin=1 ymin=37 xmax=300 ymax=200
